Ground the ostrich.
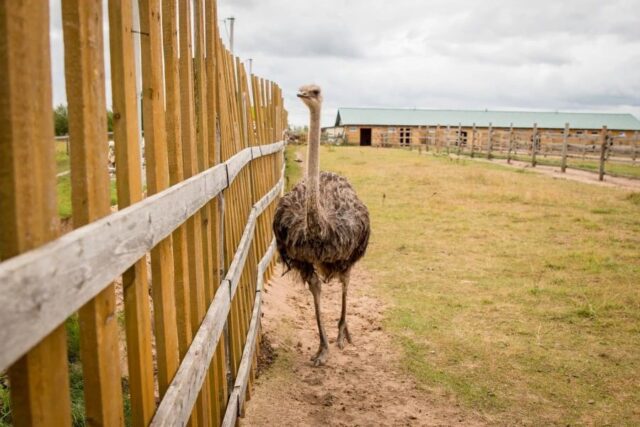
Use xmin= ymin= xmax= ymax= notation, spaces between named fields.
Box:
xmin=273 ymin=85 xmax=370 ymax=366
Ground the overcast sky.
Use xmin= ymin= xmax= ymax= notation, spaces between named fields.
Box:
xmin=50 ymin=0 xmax=640 ymax=128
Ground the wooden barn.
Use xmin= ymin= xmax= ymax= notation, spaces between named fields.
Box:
xmin=333 ymin=107 xmax=640 ymax=148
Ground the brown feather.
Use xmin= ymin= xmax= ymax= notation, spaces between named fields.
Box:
xmin=273 ymin=171 xmax=370 ymax=282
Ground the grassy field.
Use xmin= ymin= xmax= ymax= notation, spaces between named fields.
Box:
xmin=289 ymin=145 xmax=640 ymax=425
xmin=54 ymin=140 xmax=118 ymax=219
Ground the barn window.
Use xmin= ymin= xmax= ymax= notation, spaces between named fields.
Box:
xmin=388 ymin=127 xmax=395 ymax=133
xmin=399 ymin=127 xmax=411 ymax=145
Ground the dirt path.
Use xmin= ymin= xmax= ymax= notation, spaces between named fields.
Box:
xmin=241 ymin=265 xmax=485 ymax=426
xmin=464 ymin=156 xmax=640 ymax=190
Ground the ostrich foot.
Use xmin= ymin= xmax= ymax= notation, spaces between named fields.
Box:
xmin=311 ymin=345 xmax=329 ymax=366
xmin=337 ymin=322 xmax=352 ymax=349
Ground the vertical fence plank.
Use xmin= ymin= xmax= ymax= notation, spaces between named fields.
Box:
xmin=486 ymin=123 xmax=493 ymax=159
xmin=0 ymin=2 xmax=72 ymax=425
xmin=179 ymin=0 xmax=212 ymax=423
xmin=632 ymin=131 xmax=638 ymax=165
xmin=139 ymin=0 xmax=180 ymax=399
xmin=507 ymin=123 xmax=514 ymax=164
xmin=561 ymin=123 xmax=569 ymax=173
xmin=599 ymin=126 xmax=608 ymax=181
xmin=205 ymin=2 xmax=229 ymax=423
xmin=61 ymin=1 xmax=124 ymax=424
xmin=162 ymin=0 xmax=193 ymax=365
xmin=108 ymin=0 xmax=156 ymax=424
xmin=531 ymin=123 xmax=538 ymax=167
xmin=470 ymin=123 xmax=476 ymax=157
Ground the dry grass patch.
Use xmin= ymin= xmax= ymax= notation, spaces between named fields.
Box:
xmin=309 ymin=145 xmax=640 ymax=426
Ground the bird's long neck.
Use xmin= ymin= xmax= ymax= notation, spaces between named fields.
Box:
xmin=306 ymin=106 xmax=322 ymax=232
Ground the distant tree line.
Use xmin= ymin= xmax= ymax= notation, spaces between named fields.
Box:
xmin=53 ymin=104 xmax=114 ymax=136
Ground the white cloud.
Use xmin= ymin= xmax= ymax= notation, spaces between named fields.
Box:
xmin=48 ymin=0 xmax=640 ymax=127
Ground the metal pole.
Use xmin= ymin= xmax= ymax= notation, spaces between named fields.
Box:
xmin=228 ymin=17 xmax=235 ymax=53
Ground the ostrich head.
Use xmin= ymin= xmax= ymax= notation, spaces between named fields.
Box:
xmin=297 ymin=84 xmax=323 ymax=111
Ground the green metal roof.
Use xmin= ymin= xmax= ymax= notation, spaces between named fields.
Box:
xmin=335 ymin=108 xmax=640 ymax=131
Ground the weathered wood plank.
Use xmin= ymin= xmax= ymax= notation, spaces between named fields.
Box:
xmin=61 ymin=0 xmax=124 ymax=424
xmin=205 ymin=2 xmax=228 ymax=423
xmin=561 ymin=123 xmax=569 ymax=173
xmin=0 ymin=142 xmax=282 ymax=372
xmin=150 ymin=283 xmax=232 ymax=427
xmin=599 ymin=126 xmax=608 ymax=181
xmin=221 ymin=239 xmax=277 ymax=427
xmin=139 ymin=0 xmax=180 ymax=398
xmin=162 ymin=0 xmax=193 ymax=362
xmin=108 ymin=0 xmax=156 ymax=424
xmin=0 ymin=2 xmax=72 ymax=424
xmin=179 ymin=0 xmax=211 ymax=423
xmin=150 ymin=172 xmax=283 ymax=427
xmin=156 ymin=196 xmax=284 ymax=426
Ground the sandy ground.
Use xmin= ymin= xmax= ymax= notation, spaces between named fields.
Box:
xmin=457 ymin=155 xmax=640 ymax=190
xmin=241 ymin=265 xmax=485 ymax=427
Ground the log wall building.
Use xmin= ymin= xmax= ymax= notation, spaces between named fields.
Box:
xmin=332 ymin=108 xmax=640 ymax=150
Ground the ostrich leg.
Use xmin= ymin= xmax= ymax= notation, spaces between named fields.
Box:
xmin=308 ymin=273 xmax=329 ymax=366
xmin=337 ymin=271 xmax=353 ymax=349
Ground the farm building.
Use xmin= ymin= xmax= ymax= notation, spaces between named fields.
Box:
xmin=333 ymin=108 xmax=640 ymax=150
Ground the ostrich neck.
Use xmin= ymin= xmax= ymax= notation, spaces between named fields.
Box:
xmin=306 ymin=107 xmax=322 ymax=232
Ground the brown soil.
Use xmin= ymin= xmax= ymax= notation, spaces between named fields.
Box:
xmin=241 ymin=265 xmax=485 ymax=427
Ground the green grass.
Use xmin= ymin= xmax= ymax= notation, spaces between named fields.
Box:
xmin=56 ymin=175 xmax=118 ymax=219
xmin=55 ymin=140 xmax=118 ymax=219
xmin=313 ymin=145 xmax=640 ymax=425
xmin=56 ymin=140 xmax=70 ymax=174
xmin=284 ymin=146 xmax=303 ymax=191
xmin=0 ymin=316 xmax=131 ymax=426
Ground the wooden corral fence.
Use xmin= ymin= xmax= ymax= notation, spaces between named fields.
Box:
xmin=0 ymin=1 xmax=287 ymax=426
xmin=379 ymin=124 xmax=639 ymax=180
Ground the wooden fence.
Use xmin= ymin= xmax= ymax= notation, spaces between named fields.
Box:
xmin=379 ymin=124 xmax=639 ymax=180
xmin=0 ymin=1 xmax=287 ymax=426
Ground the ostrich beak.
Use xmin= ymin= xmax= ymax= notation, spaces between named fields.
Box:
xmin=297 ymin=92 xmax=309 ymax=98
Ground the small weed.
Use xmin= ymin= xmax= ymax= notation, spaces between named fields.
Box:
xmin=575 ymin=306 xmax=596 ymax=319
xmin=591 ymin=207 xmax=616 ymax=215
xmin=625 ymin=192 xmax=640 ymax=206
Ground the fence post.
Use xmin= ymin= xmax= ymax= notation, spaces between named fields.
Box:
xmin=561 ymin=122 xmax=569 ymax=173
xmin=531 ymin=122 xmax=538 ymax=167
xmin=470 ymin=122 xmax=476 ymax=157
xmin=486 ymin=122 xmax=493 ymax=159
xmin=0 ymin=3 xmax=72 ymax=423
xmin=445 ymin=125 xmax=451 ymax=155
xmin=435 ymin=124 xmax=440 ymax=153
xmin=507 ymin=123 xmax=514 ymax=164
xmin=62 ymin=0 xmax=125 ymax=423
xmin=109 ymin=0 xmax=157 ymax=424
xmin=425 ymin=125 xmax=430 ymax=151
xmin=599 ymin=126 xmax=608 ymax=181
xmin=633 ymin=131 xmax=638 ymax=166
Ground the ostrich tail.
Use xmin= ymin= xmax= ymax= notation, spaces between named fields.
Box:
xmin=276 ymin=243 xmax=293 ymax=276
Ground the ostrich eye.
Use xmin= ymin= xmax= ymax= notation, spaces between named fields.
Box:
xmin=311 ymin=90 xmax=320 ymax=96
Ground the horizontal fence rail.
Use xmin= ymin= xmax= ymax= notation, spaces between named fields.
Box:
xmin=0 ymin=140 xmax=284 ymax=374
xmin=221 ymin=238 xmax=277 ymax=427
xmin=151 ymin=185 xmax=282 ymax=426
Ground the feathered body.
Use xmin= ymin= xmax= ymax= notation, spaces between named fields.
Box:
xmin=273 ymin=84 xmax=370 ymax=365
xmin=274 ymin=171 xmax=370 ymax=282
